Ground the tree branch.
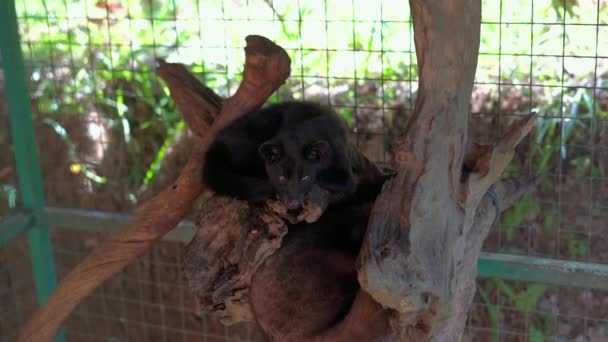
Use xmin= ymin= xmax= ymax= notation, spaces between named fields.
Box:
xmin=464 ymin=113 xmax=537 ymax=227
xmin=354 ymin=0 xmax=523 ymax=339
xmin=16 ymin=35 xmax=291 ymax=342
xmin=155 ymin=59 xmax=223 ymax=136
xmin=184 ymin=197 xmax=288 ymax=324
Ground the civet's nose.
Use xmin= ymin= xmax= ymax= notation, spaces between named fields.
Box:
xmin=286 ymin=200 xmax=303 ymax=217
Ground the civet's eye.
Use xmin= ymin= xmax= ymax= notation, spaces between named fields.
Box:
xmin=278 ymin=176 xmax=287 ymax=183
xmin=301 ymin=176 xmax=311 ymax=182
xmin=303 ymin=140 xmax=329 ymax=162
xmin=259 ymin=141 xmax=283 ymax=163
xmin=304 ymin=148 xmax=321 ymax=161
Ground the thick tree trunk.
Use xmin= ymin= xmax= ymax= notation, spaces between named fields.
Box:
xmin=356 ymin=0 xmax=536 ymax=340
xmin=356 ymin=0 xmax=482 ymax=338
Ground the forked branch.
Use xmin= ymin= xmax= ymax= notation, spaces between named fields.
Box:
xmin=356 ymin=0 xmax=538 ymax=340
xmin=464 ymin=113 xmax=537 ymax=224
xmin=17 ymin=35 xmax=291 ymax=342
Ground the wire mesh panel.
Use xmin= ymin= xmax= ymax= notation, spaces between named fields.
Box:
xmin=468 ymin=1 xmax=608 ymax=340
xmin=474 ymin=0 xmax=608 ymax=262
xmin=50 ymin=228 xmax=265 ymax=342
xmin=0 ymin=0 xmax=606 ymax=340
xmin=0 ymin=64 xmax=20 ymax=222
xmin=0 ymin=236 xmax=38 ymax=342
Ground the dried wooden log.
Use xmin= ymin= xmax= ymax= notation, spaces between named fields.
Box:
xmin=355 ymin=0 xmax=538 ymax=340
xmin=16 ymin=35 xmax=291 ymax=342
xmin=183 ymin=198 xmax=287 ymax=324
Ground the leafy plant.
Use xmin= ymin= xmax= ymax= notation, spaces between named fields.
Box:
xmin=478 ymin=279 xmax=550 ymax=341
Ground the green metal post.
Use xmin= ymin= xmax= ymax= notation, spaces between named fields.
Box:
xmin=0 ymin=0 xmax=66 ymax=340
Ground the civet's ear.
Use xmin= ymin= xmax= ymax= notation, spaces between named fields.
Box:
xmin=258 ymin=140 xmax=284 ymax=163
xmin=302 ymin=140 xmax=330 ymax=162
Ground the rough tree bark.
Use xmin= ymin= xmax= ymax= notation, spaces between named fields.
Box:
xmin=356 ymin=0 xmax=537 ymax=340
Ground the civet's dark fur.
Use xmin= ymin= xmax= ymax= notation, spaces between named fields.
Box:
xmin=203 ymin=101 xmax=388 ymax=215
xmin=203 ymin=101 xmax=393 ymax=341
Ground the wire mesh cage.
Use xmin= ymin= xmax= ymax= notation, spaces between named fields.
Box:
xmin=0 ymin=0 xmax=607 ymax=341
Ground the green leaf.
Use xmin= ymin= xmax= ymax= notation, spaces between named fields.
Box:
xmin=478 ymin=285 xmax=500 ymax=342
xmin=515 ymin=284 xmax=547 ymax=311
xmin=529 ymin=325 xmax=545 ymax=342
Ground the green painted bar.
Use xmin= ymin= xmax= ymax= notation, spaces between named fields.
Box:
xmin=40 ymin=206 xmax=197 ymax=242
xmin=0 ymin=0 xmax=66 ymax=341
xmin=0 ymin=212 xmax=33 ymax=246
xmin=478 ymin=252 xmax=608 ymax=291
xmin=10 ymin=206 xmax=608 ymax=292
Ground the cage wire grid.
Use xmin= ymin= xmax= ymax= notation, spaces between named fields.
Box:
xmin=0 ymin=0 xmax=607 ymax=341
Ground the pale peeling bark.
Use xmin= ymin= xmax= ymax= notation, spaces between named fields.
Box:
xmin=357 ymin=0 xmax=536 ymax=340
